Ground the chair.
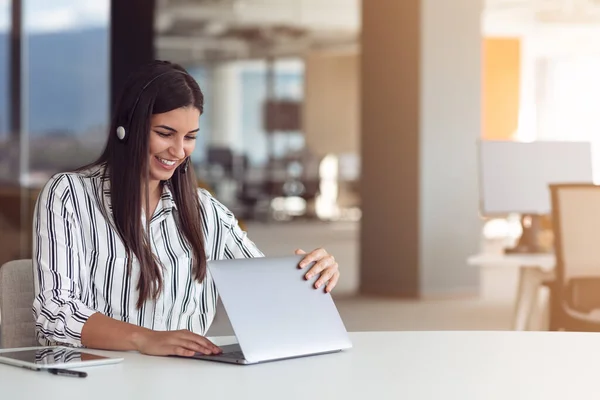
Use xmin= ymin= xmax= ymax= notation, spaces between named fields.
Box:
xmin=0 ymin=259 xmax=38 ymax=348
xmin=548 ymin=184 xmax=600 ymax=331
xmin=0 ymin=186 xmax=40 ymax=265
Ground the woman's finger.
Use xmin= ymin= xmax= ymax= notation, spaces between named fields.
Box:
xmin=298 ymin=247 xmax=328 ymax=269
xmin=179 ymin=330 xmax=221 ymax=352
xmin=295 ymin=249 xmax=307 ymax=267
xmin=172 ymin=346 xmax=195 ymax=357
xmin=315 ymin=268 xmax=337 ymax=289
xmin=305 ymin=255 xmax=336 ymax=280
xmin=179 ymin=339 xmax=214 ymax=355
xmin=168 ymin=336 xmax=206 ymax=354
xmin=325 ymin=271 xmax=340 ymax=293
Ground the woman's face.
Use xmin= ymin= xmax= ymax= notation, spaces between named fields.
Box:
xmin=148 ymin=106 xmax=200 ymax=183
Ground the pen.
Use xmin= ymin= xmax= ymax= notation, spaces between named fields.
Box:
xmin=47 ymin=368 xmax=87 ymax=378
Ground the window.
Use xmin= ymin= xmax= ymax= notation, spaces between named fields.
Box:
xmin=24 ymin=0 xmax=110 ymax=182
xmin=186 ymin=66 xmax=211 ymax=165
xmin=240 ymin=59 xmax=304 ymax=166
xmin=0 ymin=0 xmax=9 ymax=140
xmin=535 ymin=55 xmax=600 ymax=181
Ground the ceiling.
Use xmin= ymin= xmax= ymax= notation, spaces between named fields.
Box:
xmin=155 ymin=0 xmax=600 ymax=64
xmin=484 ymin=0 xmax=600 ymax=27
xmin=484 ymin=0 xmax=600 ymax=56
xmin=155 ymin=0 xmax=360 ymax=64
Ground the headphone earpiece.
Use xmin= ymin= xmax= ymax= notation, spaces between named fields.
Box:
xmin=117 ymin=68 xmax=188 ymax=144
xmin=181 ymin=157 xmax=190 ymax=173
xmin=116 ymin=126 xmax=126 ymax=141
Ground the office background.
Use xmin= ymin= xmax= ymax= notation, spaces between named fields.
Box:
xmin=2 ymin=0 xmax=599 ymax=333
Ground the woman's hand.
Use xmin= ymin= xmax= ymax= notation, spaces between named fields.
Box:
xmin=133 ymin=329 xmax=222 ymax=357
xmin=295 ymin=248 xmax=340 ymax=293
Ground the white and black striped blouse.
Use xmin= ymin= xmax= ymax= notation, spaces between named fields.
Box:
xmin=32 ymin=165 xmax=263 ymax=347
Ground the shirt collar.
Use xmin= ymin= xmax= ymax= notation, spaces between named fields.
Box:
xmin=90 ymin=164 xmax=178 ymax=219
xmin=159 ymin=182 xmax=178 ymax=212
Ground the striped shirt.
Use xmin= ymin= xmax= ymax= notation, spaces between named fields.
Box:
xmin=32 ymin=165 xmax=263 ymax=347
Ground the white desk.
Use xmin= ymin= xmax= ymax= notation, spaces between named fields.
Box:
xmin=468 ymin=253 xmax=555 ymax=271
xmin=2 ymin=331 xmax=600 ymax=399
xmin=468 ymin=253 xmax=556 ymax=330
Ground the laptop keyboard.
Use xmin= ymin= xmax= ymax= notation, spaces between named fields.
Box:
xmin=194 ymin=350 xmax=244 ymax=359
xmin=219 ymin=350 xmax=245 ymax=359
xmin=194 ymin=344 xmax=245 ymax=359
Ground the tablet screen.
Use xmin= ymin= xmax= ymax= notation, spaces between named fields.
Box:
xmin=0 ymin=347 xmax=110 ymax=365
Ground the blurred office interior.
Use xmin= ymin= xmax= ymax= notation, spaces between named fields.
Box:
xmin=3 ymin=0 xmax=600 ymax=334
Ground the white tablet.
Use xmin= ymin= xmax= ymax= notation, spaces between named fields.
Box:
xmin=0 ymin=346 xmax=123 ymax=370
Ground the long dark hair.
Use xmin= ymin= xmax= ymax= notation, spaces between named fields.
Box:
xmin=85 ymin=60 xmax=207 ymax=308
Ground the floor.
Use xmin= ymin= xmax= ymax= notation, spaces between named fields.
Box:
xmin=207 ymin=220 xmax=514 ymax=336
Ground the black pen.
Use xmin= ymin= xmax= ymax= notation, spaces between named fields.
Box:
xmin=47 ymin=368 xmax=87 ymax=378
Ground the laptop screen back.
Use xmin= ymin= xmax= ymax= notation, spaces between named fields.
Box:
xmin=207 ymin=255 xmax=352 ymax=363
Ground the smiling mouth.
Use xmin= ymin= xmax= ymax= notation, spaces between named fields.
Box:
xmin=155 ymin=156 xmax=177 ymax=166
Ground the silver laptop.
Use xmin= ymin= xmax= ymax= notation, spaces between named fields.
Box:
xmin=192 ymin=255 xmax=352 ymax=365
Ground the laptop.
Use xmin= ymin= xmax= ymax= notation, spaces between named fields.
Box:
xmin=192 ymin=255 xmax=352 ymax=365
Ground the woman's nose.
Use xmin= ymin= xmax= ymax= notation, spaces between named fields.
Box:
xmin=169 ymin=139 xmax=186 ymax=159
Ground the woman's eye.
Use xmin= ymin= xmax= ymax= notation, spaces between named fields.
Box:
xmin=156 ymin=132 xmax=170 ymax=138
xmin=185 ymin=135 xmax=197 ymax=140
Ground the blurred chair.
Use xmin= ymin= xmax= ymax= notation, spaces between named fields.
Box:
xmin=207 ymin=147 xmax=235 ymax=177
xmin=547 ymin=184 xmax=600 ymax=331
xmin=197 ymin=178 xmax=213 ymax=193
xmin=0 ymin=186 xmax=40 ymax=265
xmin=0 ymin=259 xmax=37 ymax=348
xmin=197 ymin=178 xmax=247 ymax=231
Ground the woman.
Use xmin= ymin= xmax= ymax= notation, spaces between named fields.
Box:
xmin=32 ymin=60 xmax=340 ymax=357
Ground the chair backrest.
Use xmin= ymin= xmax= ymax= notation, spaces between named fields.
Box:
xmin=551 ymin=184 xmax=600 ymax=281
xmin=549 ymin=183 xmax=600 ymax=315
xmin=0 ymin=259 xmax=37 ymax=348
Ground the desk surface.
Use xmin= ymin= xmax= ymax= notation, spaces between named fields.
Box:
xmin=468 ymin=252 xmax=555 ymax=270
xmin=1 ymin=331 xmax=600 ymax=399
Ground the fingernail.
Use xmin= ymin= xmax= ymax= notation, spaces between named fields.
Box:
xmin=305 ymin=274 xmax=311 ymax=279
